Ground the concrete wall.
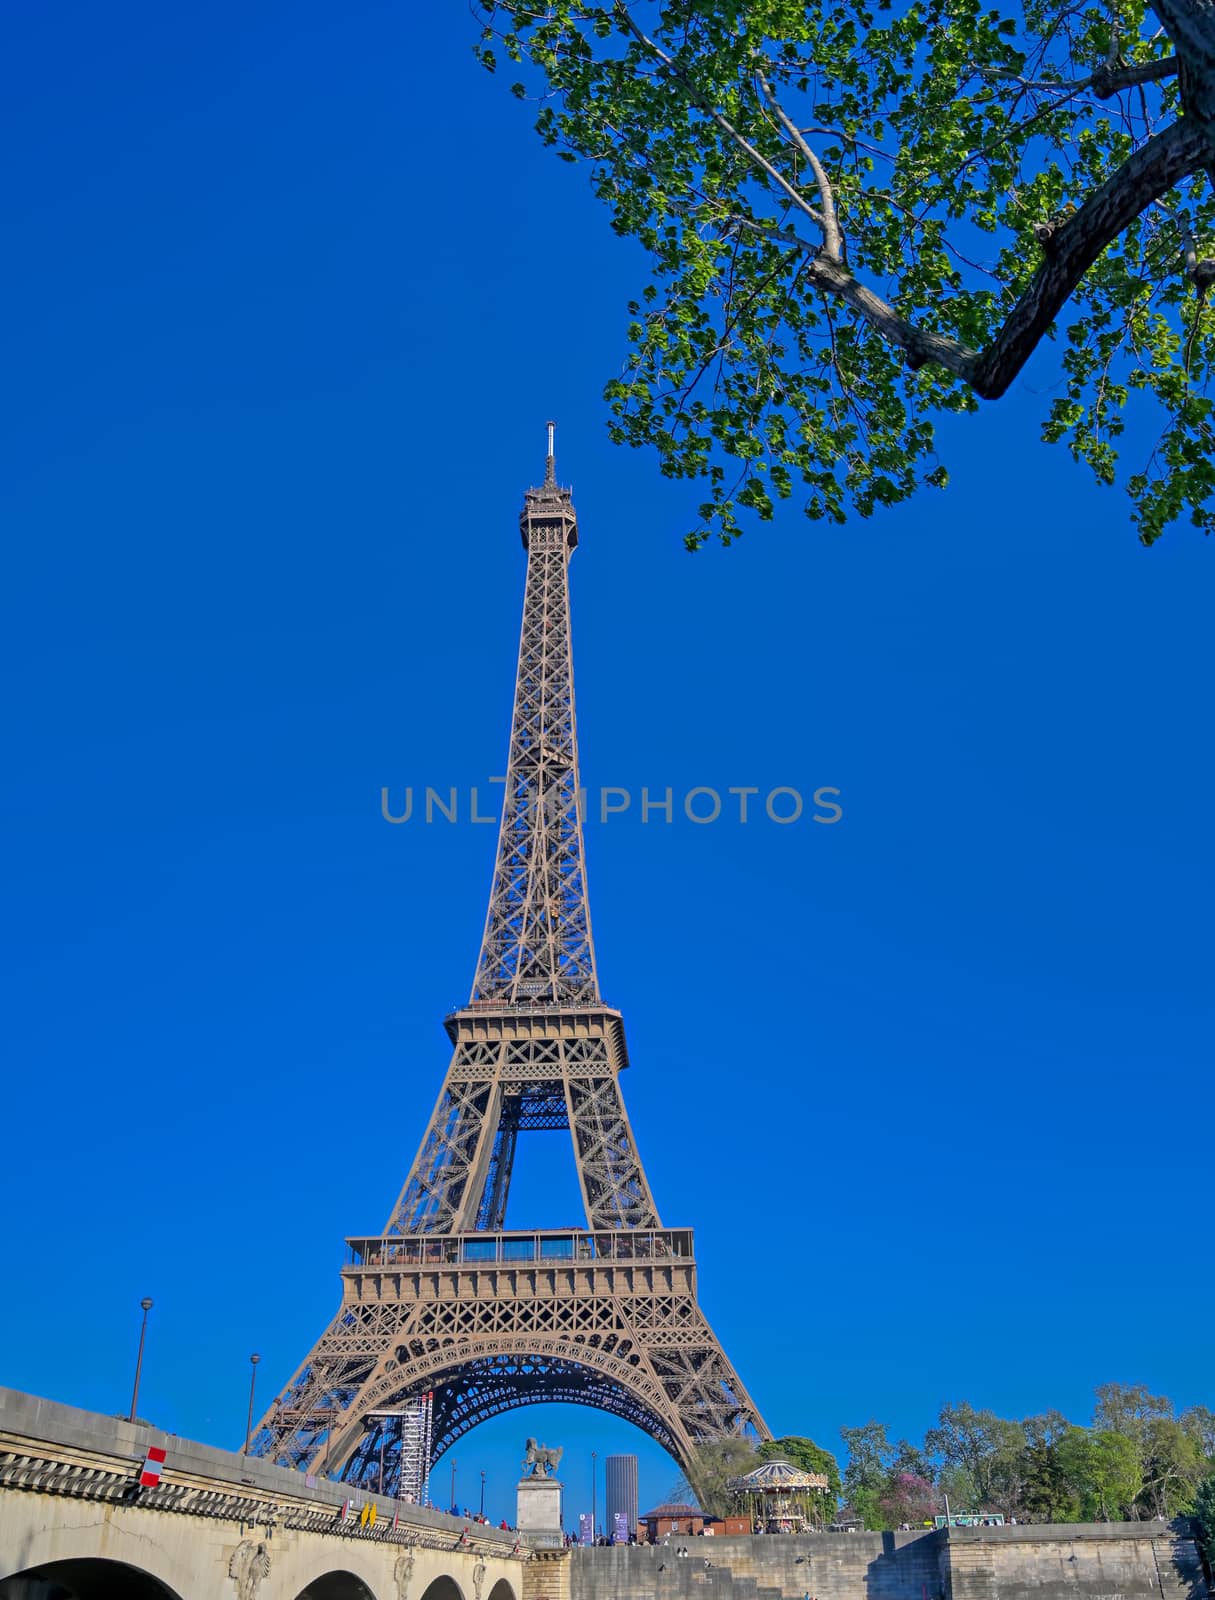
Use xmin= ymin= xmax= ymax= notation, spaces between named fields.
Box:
xmin=558 ymin=1524 xmax=1208 ymax=1600
xmin=567 ymin=1531 xmax=940 ymax=1600
xmin=943 ymin=1525 xmax=1207 ymax=1600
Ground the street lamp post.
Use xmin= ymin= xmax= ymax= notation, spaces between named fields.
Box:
xmin=480 ymin=1469 xmax=486 ymax=1519
xmin=243 ymin=1353 xmax=261 ymax=1455
xmin=127 ymin=1298 xmax=153 ymax=1423
xmin=591 ymin=1450 xmax=597 ymax=1542
xmin=451 ymin=1457 xmax=458 ymax=1514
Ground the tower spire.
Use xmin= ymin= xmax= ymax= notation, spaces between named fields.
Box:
xmin=474 ymin=432 xmax=592 ymax=1002
xmin=545 ymin=419 xmax=556 ymax=486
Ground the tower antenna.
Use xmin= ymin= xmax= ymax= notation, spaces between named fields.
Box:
xmin=545 ymin=419 xmax=556 ymax=485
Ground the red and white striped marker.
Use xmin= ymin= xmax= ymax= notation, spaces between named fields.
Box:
xmin=139 ymin=1446 xmax=167 ymax=1487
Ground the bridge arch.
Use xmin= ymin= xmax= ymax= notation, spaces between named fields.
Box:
xmin=273 ymin=1542 xmax=389 ymax=1600
xmin=0 ymin=1557 xmax=183 ymax=1600
xmin=0 ymin=1506 xmax=195 ymax=1600
xmin=293 ymin=1573 xmax=379 ymax=1600
xmin=418 ymin=1579 xmax=465 ymax=1600
xmin=486 ymin=1580 xmax=518 ymax=1600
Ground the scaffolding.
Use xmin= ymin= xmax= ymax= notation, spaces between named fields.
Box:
xmin=355 ymin=1394 xmax=434 ymax=1505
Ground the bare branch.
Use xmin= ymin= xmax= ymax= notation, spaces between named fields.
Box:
xmin=800 ymin=126 xmax=894 ymax=165
xmin=753 ymin=68 xmax=843 ymax=261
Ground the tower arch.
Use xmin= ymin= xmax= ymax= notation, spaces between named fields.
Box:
xmin=335 ymin=1345 xmax=684 ymax=1486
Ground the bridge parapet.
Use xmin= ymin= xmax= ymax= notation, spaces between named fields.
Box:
xmin=0 ymin=1385 xmax=517 ymax=1557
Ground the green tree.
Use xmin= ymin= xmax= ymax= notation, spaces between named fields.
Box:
xmin=891 ymin=1439 xmax=937 ymax=1483
xmin=1137 ymin=1417 xmax=1207 ymax=1518
xmin=840 ymin=1421 xmax=895 ymax=1529
xmin=925 ymin=1403 xmax=1027 ymax=1512
xmin=1193 ymin=1474 xmax=1215 ymax=1570
xmin=1092 ymin=1383 xmax=1174 ymax=1445
xmin=1024 ymin=1410 xmax=1074 ymax=1450
xmin=479 ymin=0 xmax=1215 ymax=547
xmin=1180 ymin=1405 xmax=1215 ymax=1460
xmin=1057 ymin=1427 xmax=1144 ymax=1521
xmin=1021 ymin=1440 xmax=1079 ymax=1523
xmin=675 ymin=1436 xmax=760 ymax=1517
xmin=938 ymin=1463 xmax=978 ymax=1511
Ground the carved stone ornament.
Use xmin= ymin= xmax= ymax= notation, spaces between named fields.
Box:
xmin=394 ymin=1548 xmax=417 ymax=1600
xmin=228 ymin=1539 xmax=271 ymax=1600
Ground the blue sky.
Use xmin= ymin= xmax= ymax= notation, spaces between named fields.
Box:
xmin=1 ymin=0 xmax=1211 ymax=1530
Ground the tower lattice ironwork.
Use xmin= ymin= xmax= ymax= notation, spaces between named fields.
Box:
xmin=250 ymin=429 xmax=769 ymax=1493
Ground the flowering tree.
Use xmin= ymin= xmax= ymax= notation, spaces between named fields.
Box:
xmin=878 ymin=1471 xmax=941 ymax=1528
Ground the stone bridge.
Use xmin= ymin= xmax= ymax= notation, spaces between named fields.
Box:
xmin=0 ymin=1388 xmax=526 ymax=1600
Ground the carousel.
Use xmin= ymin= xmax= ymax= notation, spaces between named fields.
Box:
xmin=727 ymin=1459 xmax=831 ymax=1533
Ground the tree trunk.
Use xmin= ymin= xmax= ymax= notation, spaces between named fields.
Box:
xmin=1151 ymin=0 xmax=1215 ymax=125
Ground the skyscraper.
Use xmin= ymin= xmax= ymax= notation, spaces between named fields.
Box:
xmin=606 ymin=1454 xmax=639 ymax=1539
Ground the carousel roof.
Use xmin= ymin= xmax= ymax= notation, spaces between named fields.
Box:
xmin=641 ymin=1503 xmax=703 ymax=1518
xmin=728 ymin=1459 xmax=830 ymax=1493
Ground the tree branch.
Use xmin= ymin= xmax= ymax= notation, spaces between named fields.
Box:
xmin=1091 ymin=55 xmax=1179 ymax=97
xmin=972 ymin=115 xmax=1211 ymax=397
xmin=612 ymin=3 xmax=826 ymax=233
xmin=753 ymin=68 xmax=843 ymax=261
xmin=612 ymin=9 xmax=1210 ymax=402
xmin=727 ymin=214 xmax=982 ymax=381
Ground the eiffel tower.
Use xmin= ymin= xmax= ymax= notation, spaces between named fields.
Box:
xmin=251 ymin=427 xmax=770 ymax=1493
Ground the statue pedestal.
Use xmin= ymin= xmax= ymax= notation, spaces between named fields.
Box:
xmin=516 ymin=1476 xmax=564 ymax=1548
